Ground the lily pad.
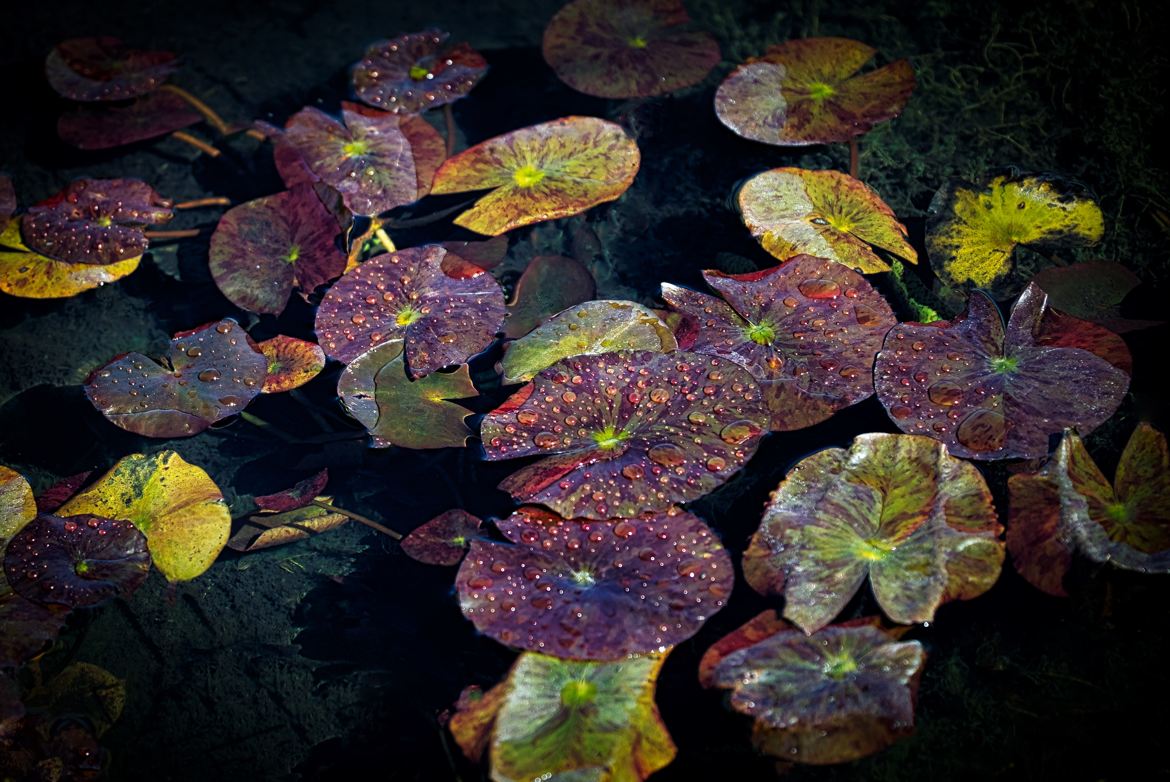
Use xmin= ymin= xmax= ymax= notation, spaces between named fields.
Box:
xmin=85 ymin=319 xmax=268 ymax=438
xmin=874 ymin=284 xmax=1130 ymax=459
xmin=57 ymin=90 xmax=203 ymax=150
xmin=927 ymin=173 xmax=1104 ymax=291
xmin=503 ymin=255 xmax=596 ymax=339
xmin=736 ymin=168 xmax=916 ymax=273
xmin=1031 ymin=261 xmax=1162 ymax=333
xmin=58 ymin=451 xmax=231 ymax=582
xmin=482 ymin=350 xmax=768 ymax=519
xmin=660 ymin=255 xmax=896 ymax=431
xmin=439 ymin=236 xmax=509 ymax=272
xmin=315 ymin=244 xmax=505 ymax=374
xmin=21 ymin=178 xmax=173 ymax=265
xmin=257 ymin=335 xmax=327 ymax=393
xmin=209 ymin=185 xmax=346 ymax=315
xmin=500 ymin=300 xmax=676 ymax=385
xmin=702 ymin=613 xmax=925 ymax=764
xmin=3 ymin=514 xmax=150 ymax=608
xmin=715 ymin=37 xmax=914 ymax=145
xmin=542 ymin=0 xmax=720 ymax=99
xmin=744 ymin=433 xmax=1003 ymax=633
xmin=0 ymin=174 xmax=15 ymax=233
xmin=36 ymin=472 xmax=94 ymax=514
xmin=352 ymin=30 xmax=488 ymax=113
xmin=227 ymin=501 xmax=348 ymax=553
xmin=45 ymin=37 xmax=177 ymax=101
xmin=401 ymin=509 xmax=483 ymax=565
xmin=457 ymin=507 xmax=732 ymax=658
xmin=1 ymin=465 xmax=36 ymax=542
xmin=0 ymin=220 xmax=141 ymax=299
xmin=254 ymin=469 xmax=329 ymax=512
xmin=430 ymin=116 xmax=641 ymax=236
xmin=0 ymin=590 xmax=69 ymax=669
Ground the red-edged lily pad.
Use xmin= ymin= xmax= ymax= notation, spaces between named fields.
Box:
xmin=716 ymin=37 xmax=913 ymax=145
xmin=315 ymin=244 xmax=505 ymax=374
xmin=85 ymin=319 xmax=268 ymax=438
xmin=660 ymin=255 xmax=896 ymax=431
xmin=503 ymin=255 xmax=596 ymax=339
xmin=458 ymin=507 xmax=732 ymax=658
xmin=352 ymin=30 xmax=488 ymax=113
xmin=1032 ymin=261 xmax=1162 ymax=333
xmin=430 ymin=116 xmax=641 ymax=236
xmin=874 ymin=284 xmax=1130 ymax=459
xmin=45 ymin=37 xmax=177 ymax=102
xmin=209 ymin=185 xmax=346 ymax=315
xmin=743 ymin=433 xmax=1003 ymax=633
xmin=401 ymin=509 xmax=483 ymax=565
xmin=57 ymin=91 xmax=202 ymax=150
xmin=254 ymin=469 xmax=329 ymax=513
xmin=701 ymin=613 xmax=925 ymax=764
xmin=482 ymin=350 xmax=768 ymax=519
xmin=3 ymin=514 xmax=150 ymax=609
xmin=542 ymin=0 xmax=720 ymax=99
xmin=257 ymin=335 xmax=327 ymax=393
xmin=21 ymin=178 xmax=173 ymax=265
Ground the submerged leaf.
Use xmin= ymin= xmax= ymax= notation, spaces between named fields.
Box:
xmin=503 ymin=255 xmax=596 ymax=339
xmin=0 ymin=590 xmax=69 ymax=669
xmin=0 ymin=220 xmax=141 ymax=299
xmin=57 ymin=91 xmax=202 ymax=149
xmin=401 ymin=509 xmax=483 ymax=566
xmin=24 ymin=662 xmax=125 ymax=737
xmin=46 ymin=37 xmax=177 ymax=101
xmin=352 ymin=30 xmax=488 ymax=113
xmin=257 ymin=335 xmax=327 ymax=393
xmin=253 ymin=469 xmax=329 ymax=512
xmin=226 ymin=502 xmax=348 ymax=552
xmin=1031 ymin=261 xmax=1162 ymax=333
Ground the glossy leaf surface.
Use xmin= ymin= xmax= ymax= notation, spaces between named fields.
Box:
xmin=503 ymin=255 xmax=596 ymax=339
xmin=401 ymin=509 xmax=483 ymax=565
xmin=0 ymin=221 xmax=141 ymax=299
xmin=257 ymin=335 xmax=327 ymax=393
xmin=352 ymin=30 xmax=488 ymax=113
xmin=45 ymin=37 xmax=177 ymax=101
xmin=57 ymin=91 xmax=202 ymax=149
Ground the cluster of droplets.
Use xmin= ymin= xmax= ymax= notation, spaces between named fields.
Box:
xmin=352 ymin=30 xmax=487 ymax=114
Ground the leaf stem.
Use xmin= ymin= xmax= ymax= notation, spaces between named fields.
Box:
xmin=238 ymin=410 xmax=298 ymax=442
xmin=849 ymin=138 xmax=860 ymax=179
xmin=173 ymin=197 xmax=231 ymax=210
xmin=144 ymin=228 xmax=203 ymax=240
xmin=375 ymin=227 xmax=397 ymax=253
xmin=170 ymin=130 xmax=221 ymax=157
xmin=310 ymin=499 xmax=402 ymax=540
xmin=443 ymin=103 xmax=457 ymax=157
xmin=161 ymin=84 xmax=232 ymax=135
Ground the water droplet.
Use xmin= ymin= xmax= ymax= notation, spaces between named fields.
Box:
xmin=516 ymin=410 xmax=539 ymax=426
xmin=705 ymin=456 xmax=727 ymax=472
xmin=621 ymin=464 xmax=645 ymax=480
xmin=534 ymin=432 xmax=559 ymax=449
xmin=647 ymin=443 xmax=686 ymax=468
xmin=955 ymin=409 xmax=1006 ymax=452
xmin=890 ymin=405 xmax=912 ymax=420
xmin=649 ymin=388 xmax=671 ymax=403
xmin=719 ymin=420 xmax=758 ymax=444
xmin=613 ymin=521 xmax=636 ymax=538
xmin=798 ymin=279 xmax=841 ymax=299
xmin=687 ymin=411 xmax=708 ymax=425
xmin=197 ymin=369 xmax=221 ymax=382
xmin=927 ymin=380 xmax=964 ymax=406
xmin=215 ymin=322 xmax=233 ymax=334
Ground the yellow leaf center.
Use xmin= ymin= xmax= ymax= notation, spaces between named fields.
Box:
xmin=561 ymin=679 xmax=598 ymax=707
xmin=823 ymin=650 xmax=859 ymax=680
xmin=628 ymin=35 xmax=648 ymax=48
xmin=513 ymin=164 xmax=546 ymax=188
xmin=409 ymin=64 xmax=430 ymax=80
xmin=592 ymin=426 xmax=629 ymax=450
xmin=285 ymin=244 xmax=300 ymax=264
xmin=808 ymin=81 xmax=836 ymax=100
xmin=396 ymin=307 xmax=423 ymax=326
xmin=743 ymin=322 xmax=776 ymax=345
xmin=342 ymin=139 xmax=370 ymax=157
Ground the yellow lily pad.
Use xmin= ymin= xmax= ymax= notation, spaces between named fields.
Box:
xmin=1 ymin=465 xmax=36 ymax=543
xmin=0 ymin=220 xmax=140 ymax=299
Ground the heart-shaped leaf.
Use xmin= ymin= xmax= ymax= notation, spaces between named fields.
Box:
xmin=0 ymin=220 xmax=141 ymax=299
xmin=352 ymin=30 xmax=488 ymax=113
xmin=257 ymin=335 xmax=327 ymax=393
xmin=57 ymin=91 xmax=202 ymax=149
xmin=1031 ymin=261 xmax=1162 ymax=333
xmin=45 ymin=37 xmax=177 ymax=101
xmin=503 ymin=254 xmax=596 ymax=339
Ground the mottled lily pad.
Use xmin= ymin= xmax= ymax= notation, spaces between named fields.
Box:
xmin=46 ymin=37 xmax=177 ymax=101
xmin=401 ymin=509 xmax=483 ymax=565
xmin=352 ymin=30 xmax=488 ymax=113
xmin=3 ymin=514 xmax=150 ymax=608
xmin=743 ymin=433 xmax=1002 ymax=633
xmin=430 ymin=116 xmax=641 ymax=236
xmin=21 ymin=178 xmax=173 ymax=265
xmin=209 ymin=185 xmax=346 ymax=315
xmin=874 ymin=284 xmax=1129 ymax=459
xmin=58 ymin=451 xmax=230 ymax=582
xmin=482 ymin=350 xmax=768 ymax=519
xmin=542 ymin=0 xmax=720 ymax=99
xmin=257 ymin=335 xmax=327 ymax=393
xmin=315 ymin=244 xmax=505 ymax=374
xmin=702 ymin=613 xmax=925 ymax=764
xmin=1032 ymin=261 xmax=1162 ymax=333
xmin=458 ymin=507 xmax=732 ymax=658
xmin=737 ymin=168 xmax=916 ymax=273
xmin=0 ymin=220 xmax=141 ymax=299
xmin=254 ymin=469 xmax=329 ymax=513
xmin=927 ymin=173 xmax=1104 ymax=292
xmin=715 ymin=37 xmax=914 ymax=145
xmin=500 ymin=300 xmax=676 ymax=385
xmin=85 ymin=319 xmax=268 ymax=438
xmin=227 ymin=501 xmax=347 ymax=553
xmin=503 ymin=255 xmax=596 ymax=339
xmin=660 ymin=255 xmax=895 ymax=431
xmin=57 ymin=91 xmax=202 ymax=150
xmin=1 ymin=465 xmax=37 ymax=542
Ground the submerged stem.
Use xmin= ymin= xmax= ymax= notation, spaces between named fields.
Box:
xmin=173 ymin=197 xmax=231 ymax=210
xmin=238 ymin=410 xmax=298 ymax=443
xmin=310 ymin=500 xmax=402 ymax=540
xmin=170 ymin=130 xmax=220 ymax=157
xmin=443 ymin=103 xmax=457 ymax=157
xmin=161 ymin=84 xmax=232 ymax=135
xmin=144 ymin=228 xmax=202 ymax=240
xmin=848 ymin=138 xmax=859 ymax=179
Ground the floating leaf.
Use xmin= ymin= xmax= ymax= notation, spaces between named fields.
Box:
xmin=874 ymin=284 xmax=1129 ymax=459
xmin=660 ymin=255 xmax=895 ymax=431
xmin=702 ymin=613 xmax=925 ymax=764
xmin=85 ymin=319 xmax=267 ymax=438
xmin=226 ymin=501 xmax=348 ymax=553
xmin=57 ymin=90 xmax=202 ymax=149
xmin=21 ymin=178 xmax=172 ymax=265
xmin=337 ymin=341 xmax=478 ymax=449
xmin=500 ymin=300 xmax=676 ymax=385
xmin=352 ymin=30 xmax=488 ymax=113
xmin=45 ymin=37 xmax=177 ymax=101
xmin=744 ymin=433 xmax=1003 ymax=633
xmin=257 ymin=335 xmax=327 ymax=393
xmin=1031 ymin=261 xmax=1162 ymax=333
xmin=448 ymin=683 xmax=508 ymax=763
xmin=0 ymin=174 xmax=15 ymax=233
xmin=715 ymin=37 xmax=914 ymax=145
xmin=3 ymin=514 xmax=150 ymax=608
xmin=430 ymin=116 xmax=640 ymax=236
xmin=1 ymin=466 xmax=36 ymax=542
xmin=458 ymin=507 xmax=732 ymax=658
xmin=927 ymin=173 xmax=1104 ymax=291
xmin=58 ymin=451 xmax=230 ymax=582
xmin=209 ymin=185 xmax=346 ymax=315
xmin=401 ymin=509 xmax=483 ymax=565
xmin=0 ymin=590 xmax=68 ymax=669
xmin=315 ymin=244 xmax=505 ymax=374
xmin=0 ymin=220 xmax=141 ymax=299
xmin=542 ymin=0 xmax=720 ymax=98
xmin=36 ymin=472 xmax=94 ymax=514
xmin=482 ymin=350 xmax=768 ymax=519
xmin=254 ymin=469 xmax=329 ymax=512
xmin=736 ymin=168 xmax=915 ymax=273
xmin=503 ymin=255 xmax=596 ymax=339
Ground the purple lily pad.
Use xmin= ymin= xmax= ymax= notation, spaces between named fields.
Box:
xmin=401 ymin=509 xmax=483 ymax=565
xmin=0 ymin=590 xmax=69 ymax=669
xmin=315 ymin=244 xmax=506 ymax=376
xmin=660 ymin=255 xmax=896 ymax=431
xmin=45 ymin=37 xmax=177 ymax=102
xmin=57 ymin=90 xmax=203 ymax=150
xmin=3 ymin=514 xmax=150 ymax=609
xmin=874 ymin=283 xmax=1130 ymax=459
xmin=352 ymin=30 xmax=488 ymax=114
xmin=457 ymin=506 xmax=733 ymax=659
xmin=1032 ymin=261 xmax=1163 ymax=334
xmin=36 ymin=472 xmax=94 ymax=514
xmin=254 ymin=469 xmax=329 ymax=513
xmin=209 ymin=185 xmax=346 ymax=315
xmin=21 ymin=178 xmax=173 ymax=265
xmin=0 ymin=174 xmax=15 ymax=234
xmin=482 ymin=350 xmax=769 ymax=519
xmin=85 ymin=319 xmax=268 ymax=438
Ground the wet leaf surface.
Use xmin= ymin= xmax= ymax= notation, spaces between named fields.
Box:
xmin=874 ymin=284 xmax=1130 ymax=459
xmin=45 ymin=37 xmax=177 ymax=101
xmin=254 ymin=469 xmax=329 ymax=512
xmin=457 ymin=506 xmax=732 ymax=658
xmin=257 ymin=335 xmax=327 ymax=393
xmin=401 ymin=509 xmax=483 ymax=565
xmin=226 ymin=501 xmax=348 ymax=552
xmin=542 ymin=0 xmax=720 ymax=98
xmin=1 ymin=465 xmax=37 ymax=542
xmin=503 ymin=255 xmax=596 ymax=339
xmin=57 ymin=90 xmax=202 ymax=149
xmin=352 ymin=30 xmax=487 ymax=113
xmin=0 ymin=220 xmax=141 ymax=299
xmin=85 ymin=319 xmax=268 ymax=438
xmin=430 ymin=116 xmax=640 ymax=235
xmin=737 ymin=168 xmax=916 ymax=273
xmin=1031 ymin=261 xmax=1162 ymax=333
